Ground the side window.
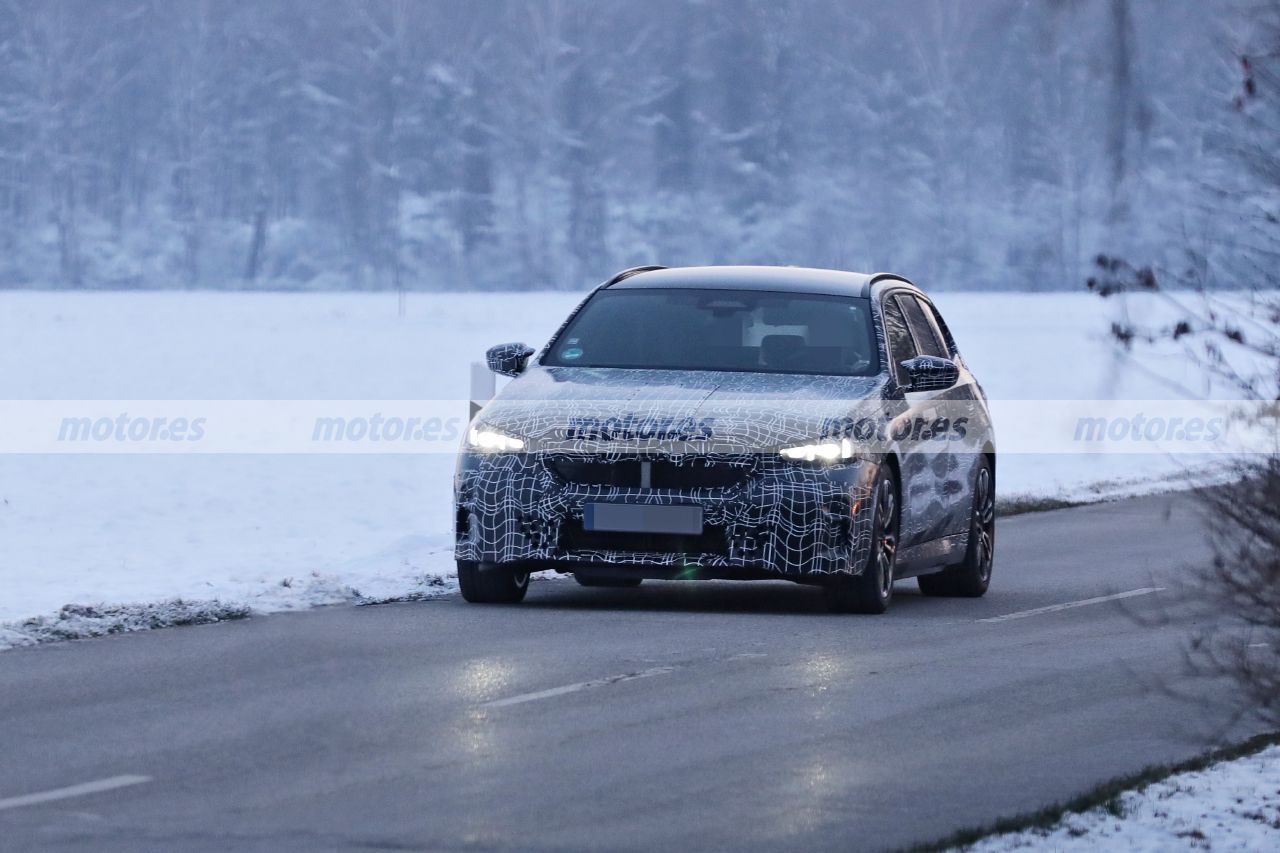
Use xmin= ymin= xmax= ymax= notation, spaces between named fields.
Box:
xmin=923 ymin=299 xmax=959 ymax=358
xmin=880 ymin=295 xmax=917 ymax=386
xmin=897 ymin=295 xmax=947 ymax=359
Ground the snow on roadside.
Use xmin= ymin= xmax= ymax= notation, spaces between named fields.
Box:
xmin=957 ymin=745 xmax=1280 ymax=852
xmin=999 ymin=457 xmax=1240 ymax=510
xmin=0 ymin=524 xmax=464 ymax=650
xmin=0 ymin=567 xmax=460 ymax=650
xmin=0 ymin=600 xmax=252 ymax=649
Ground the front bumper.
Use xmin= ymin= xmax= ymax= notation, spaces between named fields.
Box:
xmin=454 ymin=452 xmax=879 ymax=577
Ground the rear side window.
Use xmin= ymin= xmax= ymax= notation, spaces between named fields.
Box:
xmin=896 ymin=295 xmax=948 ymax=359
xmin=880 ymin=296 xmax=916 ymax=386
xmin=923 ymin=300 xmax=958 ymax=357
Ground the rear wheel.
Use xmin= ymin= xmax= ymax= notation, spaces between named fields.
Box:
xmin=574 ymin=573 xmax=642 ymax=588
xmin=457 ymin=560 xmax=529 ymax=604
xmin=825 ymin=464 xmax=899 ymax=614
xmin=918 ymin=457 xmax=994 ymax=598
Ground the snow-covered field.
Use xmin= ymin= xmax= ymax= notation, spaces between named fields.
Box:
xmin=958 ymin=745 xmax=1280 ymax=852
xmin=0 ymin=290 xmax=1241 ymax=647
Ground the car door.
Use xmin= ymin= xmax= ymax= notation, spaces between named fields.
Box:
xmin=878 ymin=292 xmax=933 ymax=551
xmin=898 ymin=293 xmax=986 ymax=545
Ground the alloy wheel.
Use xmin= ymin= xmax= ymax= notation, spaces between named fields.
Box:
xmin=876 ymin=476 xmax=897 ymax=598
xmin=974 ymin=467 xmax=995 ymax=582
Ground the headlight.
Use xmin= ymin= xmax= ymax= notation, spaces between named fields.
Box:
xmin=467 ymin=426 xmax=526 ymax=452
xmin=779 ymin=437 xmax=857 ymax=462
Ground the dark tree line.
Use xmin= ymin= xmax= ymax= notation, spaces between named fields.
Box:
xmin=0 ymin=0 xmax=1241 ymax=291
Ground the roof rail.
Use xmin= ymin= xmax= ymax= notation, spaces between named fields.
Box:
xmin=603 ymin=265 xmax=667 ymax=286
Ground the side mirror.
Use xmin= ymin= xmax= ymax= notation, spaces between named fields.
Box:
xmin=899 ymin=355 xmax=959 ymax=392
xmin=486 ymin=342 xmax=535 ymax=377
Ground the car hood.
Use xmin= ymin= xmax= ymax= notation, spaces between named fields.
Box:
xmin=474 ymin=366 xmax=889 ymax=453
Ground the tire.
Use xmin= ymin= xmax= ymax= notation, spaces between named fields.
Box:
xmin=574 ymin=573 xmax=642 ymax=588
xmin=918 ymin=457 xmax=995 ymax=598
xmin=825 ymin=463 xmax=899 ymax=614
xmin=457 ymin=560 xmax=529 ymax=604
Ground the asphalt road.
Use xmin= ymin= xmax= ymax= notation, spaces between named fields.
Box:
xmin=0 ymin=492 xmax=1259 ymax=852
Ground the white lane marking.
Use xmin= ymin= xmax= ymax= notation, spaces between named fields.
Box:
xmin=0 ymin=775 xmax=151 ymax=812
xmin=480 ymin=666 xmax=676 ymax=709
xmin=978 ymin=587 xmax=1165 ymax=624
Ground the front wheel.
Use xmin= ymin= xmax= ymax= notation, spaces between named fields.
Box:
xmin=825 ymin=464 xmax=899 ymax=614
xmin=457 ymin=560 xmax=529 ymax=604
xmin=918 ymin=457 xmax=994 ymax=598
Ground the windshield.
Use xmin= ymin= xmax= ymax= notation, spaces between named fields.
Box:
xmin=543 ymin=288 xmax=880 ymax=376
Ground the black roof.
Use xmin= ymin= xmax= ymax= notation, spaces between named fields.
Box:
xmin=603 ymin=265 xmax=909 ymax=298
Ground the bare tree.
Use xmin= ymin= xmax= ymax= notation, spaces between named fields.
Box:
xmin=1088 ymin=0 xmax=1280 ymax=728
xmin=4 ymin=1 xmax=134 ymax=285
xmin=0 ymin=0 xmax=1239 ymax=291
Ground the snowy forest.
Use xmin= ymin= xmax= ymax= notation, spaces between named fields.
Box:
xmin=0 ymin=0 xmax=1256 ymax=292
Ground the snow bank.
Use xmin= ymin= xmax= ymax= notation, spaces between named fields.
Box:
xmin=0 ymin=290 xmax=1247 ymax=648
xmin=959 ymin=745 xmax=1280 ymax=852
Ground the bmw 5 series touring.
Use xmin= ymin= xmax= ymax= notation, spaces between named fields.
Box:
xmin=455 ymin=265 xmax=995 ymax=613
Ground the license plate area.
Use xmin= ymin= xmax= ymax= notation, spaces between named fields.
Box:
xmin=583 ymin=502 xmax=703 ymax=535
